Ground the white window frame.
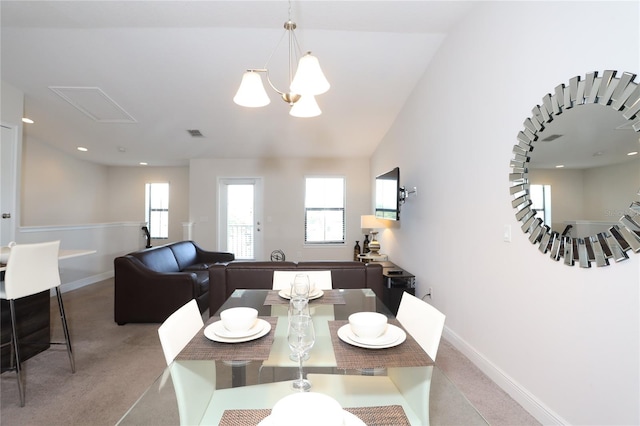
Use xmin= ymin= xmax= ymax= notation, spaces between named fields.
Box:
xmin=304 ymin=176 xmax=346 ymax=245
xmin=145 ymin=182 xmax=169 ymax=239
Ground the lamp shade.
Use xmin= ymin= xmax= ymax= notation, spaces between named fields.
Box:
xmin=233 ymin=71 xmax=271 ymax=107
xmin=290 ymin=52 xmax=330 ymax=96
xmin=289 ymin=95 xmax=321 ymax=118
xmin=360 ymin=215 xmax=387 ymax=229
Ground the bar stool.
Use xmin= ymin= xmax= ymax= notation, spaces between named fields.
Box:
xmin=0 ymin=240 xmax=75 ymax=406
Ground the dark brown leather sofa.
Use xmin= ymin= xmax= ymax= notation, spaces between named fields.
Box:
xmin=208 ymin=261 xmax=384 ymax=315
xmin=114 ymin=241 xmax=234 ymax=325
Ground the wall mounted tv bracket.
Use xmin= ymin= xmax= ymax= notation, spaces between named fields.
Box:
xmin=399 ymin=187 xmax=417 ymax=204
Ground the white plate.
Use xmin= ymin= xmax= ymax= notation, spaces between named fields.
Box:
xmin=337 ymin=324 xmax=406 ymax=349
xmin=278 ymin=289 xmax=324 ymax=300
xmin=209 ymin=319 xmax=263 ymax=339
xmin=257 ymin=410 xmax=366 ymax=426
xmin=204 ymin=319 xmax=271 ymax=343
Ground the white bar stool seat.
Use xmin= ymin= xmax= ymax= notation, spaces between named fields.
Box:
xmin=0 ymin=240 xmax=75 ymax=407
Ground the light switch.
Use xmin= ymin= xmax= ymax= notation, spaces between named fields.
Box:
xmin=503 ymin=225 xmax=512 ymax=242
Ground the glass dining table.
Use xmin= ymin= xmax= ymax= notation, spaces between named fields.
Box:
xmin=117 ymin=289 xmax=487 ymax=425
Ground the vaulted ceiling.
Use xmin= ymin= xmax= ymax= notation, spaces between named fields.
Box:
xmin=1 ymin=1 xmax=474 ymax=166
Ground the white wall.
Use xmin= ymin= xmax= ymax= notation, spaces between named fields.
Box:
xmin=21 ymin=138 xmax=110 ymax=225
xmin=189 ymin=157 xmax=371 ymax=261
xmin=106 ymin=165 xmax=189 ymax=244
xmin=371 ymin=1 xmax=639 ymax=425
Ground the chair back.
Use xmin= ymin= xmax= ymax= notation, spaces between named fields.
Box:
xmin=396 ymin=291 xmax=446 ymax=361
xmin=158 ymin=299 xmax=203 ymax=365
xmin=3 ymin=241 xmax=61 ymax=300
xmin=272 ymin=270 xmax=332 ymax=291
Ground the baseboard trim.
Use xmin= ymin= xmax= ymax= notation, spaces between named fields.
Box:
xmin=59 ymin=271 xmax=114 ymax=293
xmin=442 ymin=326 xmax=567 ymax=425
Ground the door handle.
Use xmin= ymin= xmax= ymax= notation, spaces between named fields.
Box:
xmin=2 ymin=213 xmax=10 ymax=219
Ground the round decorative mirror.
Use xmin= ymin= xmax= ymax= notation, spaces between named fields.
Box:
xmin=510 ymin=70 xmax=640 ymax=267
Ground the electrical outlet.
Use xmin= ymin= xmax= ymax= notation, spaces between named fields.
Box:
xmin=422 ymin=287 xmax=433 ymax=300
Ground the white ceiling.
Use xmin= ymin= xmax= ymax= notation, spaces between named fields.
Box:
xmin=1 ymin=0 xmax=475 ymax=166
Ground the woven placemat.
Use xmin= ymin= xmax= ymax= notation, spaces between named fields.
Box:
xmin=175 ymin=316 xmax=277 ymax=361
xmin=263 ymin=289 xmax=345 ymax=306
xmin=328 ymin=320 xmax=434 ymax=369
xmin=219 ymin=404 xmax=410 ymax=426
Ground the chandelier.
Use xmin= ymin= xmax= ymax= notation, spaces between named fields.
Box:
xmin=233 ymin=8 xmax=330 ymax=118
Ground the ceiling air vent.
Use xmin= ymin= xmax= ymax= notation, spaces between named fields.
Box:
xmin=187 ymin=129 xmax=204 ymax=137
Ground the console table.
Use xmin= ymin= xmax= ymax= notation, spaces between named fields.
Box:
xmin=380 ymin=261 xmax=415 ymax=315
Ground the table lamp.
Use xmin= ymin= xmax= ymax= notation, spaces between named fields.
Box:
xmin=360 ymin=215 xmax=387 ymax=256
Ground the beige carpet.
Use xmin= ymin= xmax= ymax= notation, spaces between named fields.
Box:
xmin=1 ymin=279 xmax=539 ymax=425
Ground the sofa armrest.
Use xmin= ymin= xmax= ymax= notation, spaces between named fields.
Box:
xmin=192 ymin=241 xmax=235 ymax=264
xmin=208 ymin=263 xmax=229 ymax=315
xmin=114 ymin=256 xmax=201 ymax=324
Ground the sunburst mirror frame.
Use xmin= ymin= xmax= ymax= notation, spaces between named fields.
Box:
xmin=509 ymin=70 xmax=640 ymax=267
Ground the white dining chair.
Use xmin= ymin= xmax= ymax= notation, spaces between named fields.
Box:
xmin=158 ymin=300 xmax=214 ymax=426
xmin=272 ymin=270 xmax=333 ymax=291
xmin=396 ymin=291 xmax=446 ymax=361
xmin=157 ymin=299 xmax=203 ymax=365
xmin=0 ymin=240 xmax=75 ymax=407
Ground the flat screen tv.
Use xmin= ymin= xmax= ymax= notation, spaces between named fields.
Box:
xmin=375 ymin=167 xmax=400 ymax=220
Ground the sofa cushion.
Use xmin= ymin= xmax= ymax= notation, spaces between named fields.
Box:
xmin=130 ymin=247 xmax=180 ymax=273
xmin=183 ymin=263 xmax=215 ymax=271
xmin=169 ymin=241 xmax=200 ymax=271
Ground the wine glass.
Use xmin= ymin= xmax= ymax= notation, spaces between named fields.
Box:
xmin=291 ymin=273 xmax=310 ymax=299
xmin=287 ymin=314 xmax=315 ymax=391
xmin=288 ymin=297 xmax=310 ymax=361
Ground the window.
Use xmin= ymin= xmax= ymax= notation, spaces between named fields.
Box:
xmin=145 ymin=183 xmax=169 ymax=239
xmin=305 ymin=177 xmax=345 ymax=244
xmin=530 ymin=184 xmax=551 ymax=227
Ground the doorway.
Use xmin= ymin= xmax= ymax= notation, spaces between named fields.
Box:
xmin=0 ymin=124 xmax=17 ymax=245
xmin=218 ymin=178 xmax=263 ymax=260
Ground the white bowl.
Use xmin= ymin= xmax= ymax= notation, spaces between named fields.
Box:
xmin=348 ymin=312 xmax=388 ymax=339
xmin=270 ymin=392 xmax=344 ymax=426
xmin=220 ymin=307 xmax=258 ymax=333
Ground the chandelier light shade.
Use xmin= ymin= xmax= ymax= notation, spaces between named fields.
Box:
xmin=233 ymin=71 xmax=271 ymax=107
xmin=289 ymin=95 xmax=321 ymax=118
xmin=290 ymin=53 xmax=330 ymax=96
xmin=233 ymin=7 xmax=329 ymax=117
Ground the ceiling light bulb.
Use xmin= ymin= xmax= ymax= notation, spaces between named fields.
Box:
xmin=22 ymin=117 xmax=34 ymax=124
xmin=555 ymin=164 xmax=564 ymax=168
xmin=628 ymin=151 xmax=638 ymax=156
xmin=139 ymin=162 xmax=148 ymax=166
xmin=233 ymin=71 xmax=271 ymax=107
xmin=77 ymin=146 xmax=88 ymax=152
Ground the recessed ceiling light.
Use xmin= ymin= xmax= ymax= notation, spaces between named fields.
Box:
xmin=22 ymin=117 xmax=34 ymax=124
xmin=77 ymin=146 xmax=88 ymax=152
xmin=628 ymin=151 xmax=638 ymax=156
xmin=555 ymin=164 xmax=565 ymax=168
xmin=139 ymin=162 xmax=148 ymax=166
